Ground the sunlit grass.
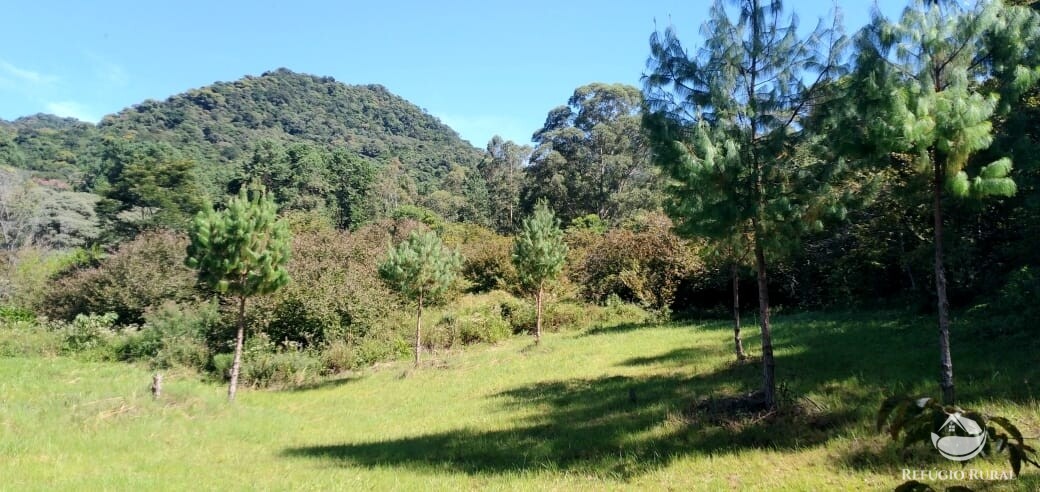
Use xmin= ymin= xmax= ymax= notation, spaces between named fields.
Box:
xmin=1 ymin=310 xmax=1037 ymax=490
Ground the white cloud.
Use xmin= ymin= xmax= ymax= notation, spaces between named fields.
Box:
xmin=45 ymin=101 xmax=98 ymax=122
xmin=0 ymin=60 xmax=57 ymax=85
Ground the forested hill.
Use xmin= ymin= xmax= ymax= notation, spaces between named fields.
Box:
xmin=1 ymin=68 xmax=482 ymax=194
xmin=98 ymin=68 xmax=481 ymax=180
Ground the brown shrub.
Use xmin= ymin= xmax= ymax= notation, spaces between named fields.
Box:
xmin=44 ymin=230 xmax=198 ymax=324
xmin=572 ymin=212 xmax=703 ymax=310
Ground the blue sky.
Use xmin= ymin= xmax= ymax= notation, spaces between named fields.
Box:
xmin=0 ymin=0 xmax=904 ymax=148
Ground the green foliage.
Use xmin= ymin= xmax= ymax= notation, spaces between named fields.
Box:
xmin=0 ymin=318 xmax=61 ymax=357
xmin=252 ymin=225 xmax=399 ymax=348
xmin=0 ymin=115 xmax=100 ymax=182
xmin=430 ymin=293 xmax=514 ymax=348
xmin=643 ymin=0 xmax=850 ymax=253
xmin=233 ymin=140 xmax=374 ymax=228
xmin=567 ymin=214 xmax=607 ymax=234
xmin=96 ymin=69 xmax=484 ymax=214
xmin=525 ymin=83 xmax=658 ymax=223
xmin=574 ymin=212 xmax=701 ymax=310
xmin=440 ymin=222 xmax=517 ymax=293
xmin=237 ymin=334 xmax=322 ymax=389
xmin=2 ymin=247 xmax=88 ymax=312
xmin=60 ymin=312 xmax=119 ymax=356
xmin=512 ymin=201 xmax=568 ymax=293
xmin=843 ymin=0 xmax=1034 ymax=199
xmin=379 ymin=230 xmax=462 ymax=304
xmin=94 ymin=138 xmax=203 ymax=240
xmin=878 ymin=395 xmax=1039 ymax=477
xmin=391 ymin=204 xmax=445 ymax=230
xmin=480 ymin=136 xmax=529 ymax=232
xmin=186 ymin=186 xmax=291 ymax=298
xmin=975 ymin=266 xmax=1040 ymax=333
xmin=115 ymin=300 xmax=220 ymax=371
xmin=43 ymin=231 xmax=197 ymax=324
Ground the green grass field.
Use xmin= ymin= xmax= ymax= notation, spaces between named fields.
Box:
xmin=2 ymin=311 xmax=1037 ymax=490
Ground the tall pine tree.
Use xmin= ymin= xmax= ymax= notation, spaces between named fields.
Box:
xmin=379 ymin=231 xmax=462 ymax=366
xmin=185 ymin=185 xmax=291 ymax=401
xmin=843 ymin=0 xmax=1039 ymax=404
xmin=643 ymin=0 xmax=849 ymax=408
xmin=512 ymin=201 xmax=568 ymax=344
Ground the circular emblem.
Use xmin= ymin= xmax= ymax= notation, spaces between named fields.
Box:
xmin=930 ymin=412 xmax=987 ymax=462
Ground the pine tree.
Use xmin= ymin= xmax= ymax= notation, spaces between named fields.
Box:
xmin=379 ymin=231 xmax=462 ymax=366
xmin=512 ymin=201 xmax=568 ymax=344
xmin=185 ymin=185 xmax=291 ymax=401
xmin=643 ymin=0 xmax=849 ymax=408
xmin=844 ymin=0 xmax=1040 ymax=405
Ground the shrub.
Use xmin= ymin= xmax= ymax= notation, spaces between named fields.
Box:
xmin=1 ymin=247 xmax=89 ymax=312
xmin=59 ymin=312 xmax=119 ymax=356
xmin=251 ymin=224 xmax=399 ymax=347
xmin=441 ymin=223 xmax=516 ymax=293
xmin=233 ymin=334 xmax=322 ymax=388
xmin=0 ymin=305 xmax=35 ymax=322
xmin=973 ymin=266 xmax=1040 ymax=334
xmin=391 ymin=204 xmax=445 ymax=229
xmin=572 ymin=212 xmax=702 ymax=310
xmin=115 ymin=300 xmax=220 ymax=370
xmin=43 ymin=231 xmax=199 ymax=324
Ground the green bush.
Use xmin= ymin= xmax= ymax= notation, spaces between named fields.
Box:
xmin=1 ymin=247 xmax=90 ymax=312
xmin=571 ymin=212 xmax=702 ymax=311
xmin=43 ymin=231 xmax=199 ymax=325
xmin=235 ymin=334 xmax=322 ymax=388
xmin=59 ymin=312 xmax=119 ymax=357
xmin=441 ymin=223 xmax=517 ymax=293
xmin=974 ymin=266 xmax=1040 ymax=334
xmin=319 ymin=339 xmax=357 ymax=374
xmin=0 ymin=305 xmax=35 ymax=322
xmin=252 ymin=225 xmax=398 ymax=348
xmin=115 ymin=300 xmax=220 ymax=370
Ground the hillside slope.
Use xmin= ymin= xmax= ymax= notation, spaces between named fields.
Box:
xmin=1 ymin=69 xmax=482 ymax=196
xmin=98 ymin=68 xmax=481 ymax=186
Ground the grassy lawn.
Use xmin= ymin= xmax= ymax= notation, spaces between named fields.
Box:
xmin=1 ymin=310 xmax=1038 ymax=490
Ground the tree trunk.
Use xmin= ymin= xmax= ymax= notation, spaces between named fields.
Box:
xmin=753 ymin=229 xmax=776 ymax=409
xmin=535 ymin=285 xmax=543 ymax=344
xmin=414 ymin=291 xmax=423 ymax=366
xmin=732 ymin=263 xmax=747 ymax=362
xmin=932 ymin=150 xmax=955 ymax=405
xmin=228 ymin=295 xmax=247 ymax=402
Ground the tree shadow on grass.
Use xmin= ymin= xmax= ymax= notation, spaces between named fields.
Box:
xmin=618 ymin=346 xmax=716 ymax=368
xmin=282 ymin=310 xmax=1039 ymax=480
xmin=282 ymin=369 xmax=859 ymax=478
xmin=284 ymin=375 xmax=362 ymax=392
xmin=580 ymin=321 xmax=661 ymax=337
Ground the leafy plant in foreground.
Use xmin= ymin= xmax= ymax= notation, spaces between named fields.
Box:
xmin=878 ymin=395 xmax=1039 ymax=477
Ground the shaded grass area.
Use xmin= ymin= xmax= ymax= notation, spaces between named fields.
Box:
xmin=2 ymin=309 xmax=1038 ymax=490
